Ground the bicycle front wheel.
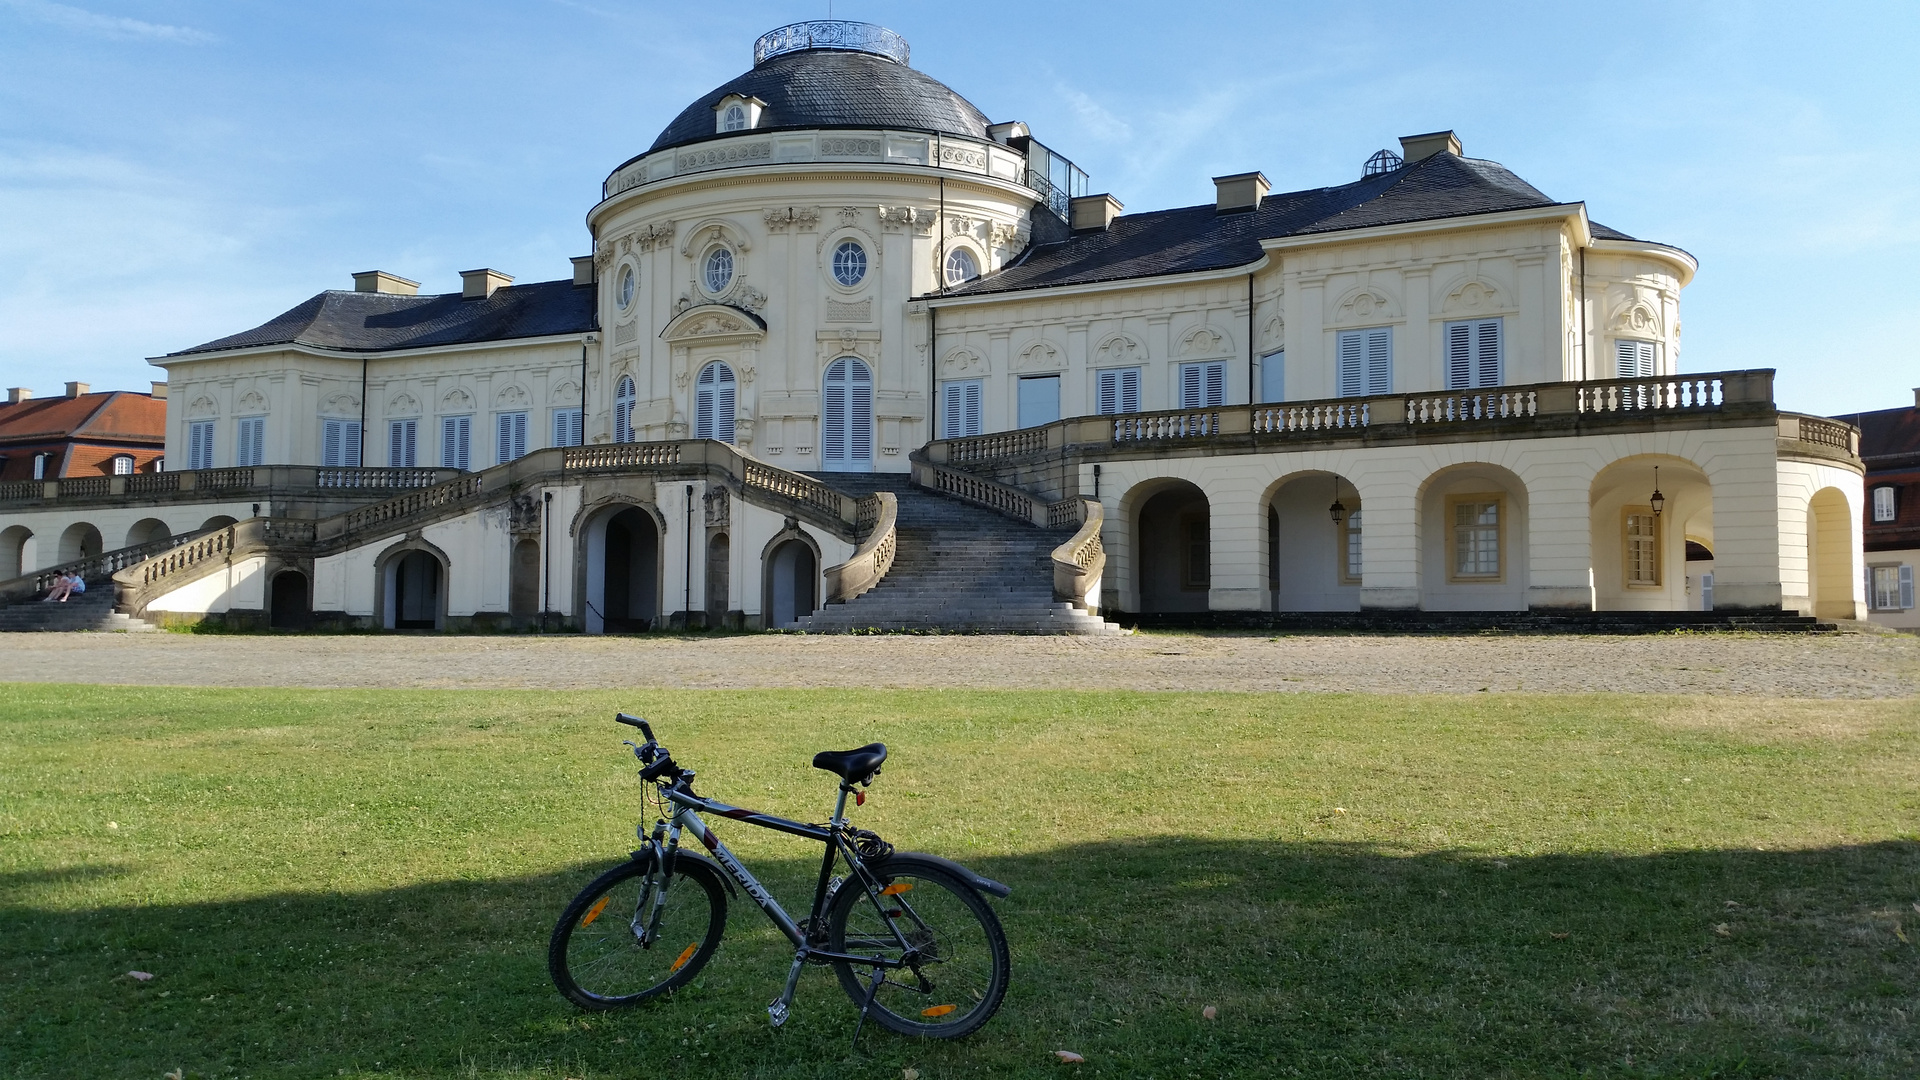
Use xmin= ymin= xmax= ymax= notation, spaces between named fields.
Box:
xmin=827 ymin=856 xmax=1009 ymax=1039
xmin=548 ymin=852 xmax=727 ymax=1010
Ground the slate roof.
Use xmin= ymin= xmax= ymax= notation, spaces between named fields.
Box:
xmin=646 ymin=48 xmax=991 ymax=157
xmin=941 ymin=152 xmax=1653 ymax=297
xmin=169 ymin=279 xmax=597 ymax=357
xmin=1835 ymin=403 xmax=1920 ymax=470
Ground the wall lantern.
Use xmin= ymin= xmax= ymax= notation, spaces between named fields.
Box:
xmin=1649 ymin=466 xmax=1665 ymax=518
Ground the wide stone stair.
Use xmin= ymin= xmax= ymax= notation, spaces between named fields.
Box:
xmin=796 ymin=475 xmax=1125 ymax=635
xmin=0 ymin=581 xmax=157 ymax=632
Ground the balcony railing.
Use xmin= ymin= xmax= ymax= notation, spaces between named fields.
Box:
xmin=0 ymin=465 xmax=463 ymax=507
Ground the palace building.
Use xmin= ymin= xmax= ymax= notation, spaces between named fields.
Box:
xmin=0 ymin=20 xmax=1869 ymax=632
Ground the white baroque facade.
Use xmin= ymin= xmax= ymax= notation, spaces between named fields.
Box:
xmin=0 ymin=21 xmax=1868 ymax=631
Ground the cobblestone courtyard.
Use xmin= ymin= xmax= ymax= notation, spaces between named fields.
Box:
xmin=3 ymin=629 xmax=1916 ymax=697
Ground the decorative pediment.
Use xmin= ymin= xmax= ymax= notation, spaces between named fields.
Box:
xmin=1012 ymin=340 xmax=1063 ymax=372
xmin=1440 ymin=277 xmax=1510 ymax=316
xmin=1260 ymin=314 xmax=1285 ymax=347
xmin=493 ymin=384 xmax=529 ymax=409
xmin=441 ymin=388 xmax=473 ymax=411
xmin=387 ymin=391 xmax=420 ymax=415
xmin=679 ymin=219 xmax=749 ymax=257
xmin=1609 ymin=290 xmax=1664 ymax=337
xmin=941 ymin=347 xmax=986 ymax=377
xmin=187 ymin=395 xmax=219 ymax=418
xmin=1092 ymin=332 xmax=1146 ymax=365
xmin=235 ymin=390 xmax=267 ymax=413
xmin=320 ymin=392 xmax=360 ymax=416
xmin=549 ymin=381 xmax=580 ymax=404
xmin=661 ymin=304 xmax=766 ymax=345
xmin=1329 ymin=284 xmax=1402 ymax=325
xmin=1177 ymin=325 xmax=1233 ymax=359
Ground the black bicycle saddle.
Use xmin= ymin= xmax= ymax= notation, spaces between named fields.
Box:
xmin=812 ymin=743 xmax=887 ymax=784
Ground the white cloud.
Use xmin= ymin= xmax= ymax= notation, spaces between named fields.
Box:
xmin=1 ymin=0 xmax=215 ymax=43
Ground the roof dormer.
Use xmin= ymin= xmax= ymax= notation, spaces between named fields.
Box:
xmin=714 ymin=94 xmax=768 ymax=134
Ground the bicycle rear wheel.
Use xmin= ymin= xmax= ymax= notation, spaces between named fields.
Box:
xmin=826 ymin=856 xmax=1009 ymax=1038
xmin=548 ymin=852 xmax=727 ymax=1010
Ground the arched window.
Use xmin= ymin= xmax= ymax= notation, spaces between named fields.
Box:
xmin=944 ymin=247 xmax=979 ymax=286
xmin=614 ymin=374 xmax=636 ymax=443
xmin=111 ymin=454 xmax=135 ymax=475
xmin=720 ymin=103 xmax=747 ymax=132
xmin=704 ymin=247 xmax=734 ymax=294
xmin=832 ymin=241 xmax=867 ymax=287
xmin=616 ymin=265 xmax=636 ymax=310
xmin=695 ymin=362 xmax=736 ymax=444
xmin=821 ymin=357 xmax=873 ymax=471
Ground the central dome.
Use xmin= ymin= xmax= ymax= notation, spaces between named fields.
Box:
xmin=648 ymin=21 xmax=992 ymax=155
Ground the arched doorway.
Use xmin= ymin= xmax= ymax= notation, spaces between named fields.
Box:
xmin=821 ymin=357 xmax=873 ymax=472
xmin=201 ymin=515 xmax=238 ymax=532
xmin=1266 ymin=472 xmax=1363 ymax=612
xmin=1808 ymin=487 xmax=1858 ymax=620
xmin=0 ymin=525 xmax=32 ymax=580
xmin=270 ymin=570 xmax=310 ymax=630
xmin=1133 ymin=481 xmax=1210 ymax=613
xmin=584 ymin=505 xmax=660 ymax=633
xmin=1588 ymin=456 xmax=1711 ymax=611
xmin=125 ymin=518 xmax=171 ymax=549
xmin=58 ymin=522 xmax=103 ymax=564
xmin=706 ymin=532 xmax=730 ymax=627
xmin=696 ymin=362 xmax=737 ymax=443
xmin=384 ymin=549 xmax=444 ymax=630
xmin=766 ymin=538 xmax=817 ymax=627
xmin=509 ymin=538 xmax=540 ymax=622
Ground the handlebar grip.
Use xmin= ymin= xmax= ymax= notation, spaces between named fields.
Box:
xmin=615 ymin=713 xmax=656 ymax=741
xmin=640 ymin=755 xmax=678 ymax=783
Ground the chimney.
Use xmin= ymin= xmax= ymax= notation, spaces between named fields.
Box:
xmin=460 ymin=268 xmax=514 ymax=300
xmin=571 ymin=255 xmax=597 ymax=286
xmin=351 ymin=270 xmax=421 ymax=295
xmin=1399 ymin=130 xmax=1462 ymax=163
xmin=1070 ymin=193 xmax=1124 ymax=232
xmin=1913 ymin=386 xmax=1920 ymax=408
xmin=150 ymin=381 xmax=169 ymax=400
xmin=6 ymin=387 xmax=29 ymax=404
xmin=65 ymin=381 xmax=90 ymax=398
xmin=1213 ymin=171 xmax=1270 ymax=213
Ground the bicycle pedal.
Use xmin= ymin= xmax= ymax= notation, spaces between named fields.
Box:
xmin=767 ymin=999 xmax=790 ymax=1028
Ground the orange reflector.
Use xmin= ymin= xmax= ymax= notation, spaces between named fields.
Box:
xmin=881 ymin=883 xmax=913 ymax=896
xmin=921 ymin=1004 xmax=957 ymax=1018
xmin=580 ymin=896 xmax=610 ymax=927
xmin=668 ymin=943 xmax=698 ymax=973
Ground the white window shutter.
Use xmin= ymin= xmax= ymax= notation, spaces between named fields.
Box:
xmin=823 ymin=359 xmax=847 ymax=461
xmin=614 ymin=375 xmax=635 ymax=443
xmin=1903 ymin=564 xmax=1915 ymax=610
xmin=1096 ymin=370 xmax=1117 ymax=415
xmin=390 ymin=421 xmax=405 ymax=466
xmin=1120 ymin=367 xmax=1140 ymax=412
xmin=1337 ymin=330 xmax=1365 ymax=397
xmin=1445 ymin=322 xmax=1472 ymax=390
xmin=1615 ymin=339 xmax=1637 ymax=378
xmin=1180 ymin=363 xmax=1203 ymax=409
xmin=964 ymin=380 xmax=982 ymax=435
xmin=849 ymin=361 xmax=873 ymax=459
xmin=716 ymin=367 xmax=735 ymax=444
xmin=1204 ymin=361 xmax=1225 ymax=407
xmin=1365 ymin=327 xmax=1392 ymax=396
xmin=942 ymin=382 xmax=962 ymax=437
xmin=497 ymin=414 xmax=512 ymax=463
xmin=695 ymin=365 xmax=715 ymax=440
xmin=1475 ymin=319 xmax=1502 ymax=387
xmin=458 ymin=416 xmax=470 ymax=471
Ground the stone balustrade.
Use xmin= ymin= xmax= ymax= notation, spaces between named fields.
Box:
xmin=0 ymin=465 xmax=462 ymax=507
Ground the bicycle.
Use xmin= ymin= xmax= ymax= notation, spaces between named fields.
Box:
xmin=548 ymin=714 xmax=1012 ymax=1043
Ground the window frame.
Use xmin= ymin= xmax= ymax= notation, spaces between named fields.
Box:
xmin=1178 ymin=361 xmax=1227 ymax=410
xmin=1258 ymin=349 xmax=1285 ymax=404
xmin=550 ymin=407 xmax=583 ymax=449
xmin=321 ymin=418 xmax=362 ymax=469
xmin=111 ymin=454 xmax=135 ymax=476
xmin=1872 ymin=485 xmax=1896 ymax=523
xmin=1340 ymin=507 xmax=1363 ymax=585
xmin=1615 ymin=338 xmax=1657 ymax=378
xmin=694 ymin=361 xmax=737 ymax=444
xmin=616 ymin=264 xmax=637 ymax=311
xmin=1336 ymin=326 xmax=1393 ymax=398
xmin=940 ymin=379 xmax=983 ymax=439
xmin=943 ymin=247 xmax=979 ymax=286
xmin=1181 ymin=511 xmax=1210 ymax=590
xmin=187 ymin=420 xmax=216 ymax=471
xmin=389 ymin=418 xmax=419 ymax=467
xmin=495 ymin=410 xmax=529 ymax=465
xmin=1016 ymin=373 xmax=1061 ymax=429
xmin=1095 ymin=367 xmax=1141 ymax=415
xmin=613 ymin=375 xmax=636 ymax=444
xmin=1443 ymin=317 xmax=1503 ymax=390
xmin=1621 ymin=505 xmax=1661 ymax=588
xmin=440 ymin=414 xmax=472 ymax=472
xmin=831 ymin=241 xmax=868 ymax=288
xmin=235 ymin=416 xmax=266 ymax=468
xmin=719 ymin=103 xmax=747 ymax=132
xmin=1869 ymin=563 xmax=1915 ymax=611
xmin=702 ymin=246 xmax=734 ymax=295
xmin=1446 ymin=493 xmax=1505 ymax=582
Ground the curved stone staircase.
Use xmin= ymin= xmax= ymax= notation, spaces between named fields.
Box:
xmin=0 ymin=583 xmax=155 ymax=632
xmin=796 ymin=475 xmax=1124 ymax=635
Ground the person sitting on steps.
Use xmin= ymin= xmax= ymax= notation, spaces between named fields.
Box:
xmin=42 ymin=572 xmax=84 ymax=603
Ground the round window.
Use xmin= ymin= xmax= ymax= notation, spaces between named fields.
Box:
xmin=944 ymin=247 xmax=979 ymax=286
xmin=616 ymin=265 xmax=636 ymax=309
xmin=704 ymin=247 xmax=734 ymax=294
xmin=832 ymin=241 xmax=867 ymax=287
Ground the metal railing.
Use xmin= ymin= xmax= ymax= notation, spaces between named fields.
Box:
xmin=754 ymin=20 xmax=909 ymax=65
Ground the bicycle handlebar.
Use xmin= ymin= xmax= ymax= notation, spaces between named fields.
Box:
xmin=615 ymin=713 xmax=655 ymax=742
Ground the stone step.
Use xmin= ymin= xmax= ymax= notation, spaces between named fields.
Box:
xmin=0 ymin=584 xmax=157 ymax=632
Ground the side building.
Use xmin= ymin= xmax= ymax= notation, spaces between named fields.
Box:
xmin=1836 ymin=390 xmax=1919 ymax=630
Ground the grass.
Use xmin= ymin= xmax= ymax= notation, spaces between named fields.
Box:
xmin=2 ymin=684 xmax=1917 ymax=1079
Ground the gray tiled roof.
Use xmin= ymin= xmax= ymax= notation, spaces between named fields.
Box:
xmin=169 ymin=279 xmax=597 ymax=357
xmin=941 ymin=153 xmax=1650 ymax=297
xmin=645 ymin=48 xmax=991 ymax=158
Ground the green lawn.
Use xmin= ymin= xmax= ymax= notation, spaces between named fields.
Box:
xmin=2 ymin=684 xmax=1917 ymax=1079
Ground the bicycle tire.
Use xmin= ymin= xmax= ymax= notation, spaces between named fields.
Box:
xmin=548 ymin=853 xmax=727 ymax=1010
xmin=826 ymin=854 xmax=1009 ymax=1039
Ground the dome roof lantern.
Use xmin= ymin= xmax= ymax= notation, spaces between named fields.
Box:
xmin=753 ymin=20 xmax=910 ymax=66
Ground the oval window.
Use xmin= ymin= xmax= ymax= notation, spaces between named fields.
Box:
xmin=617 ymin=265 xmax=636 ymax=309
xmin=704 ymin=247 xmax=734 ymax=294
xmin=944 ymin=247 xmax=979 ymax=286
xmin=832 ymin=241 xmax=867 ymax=287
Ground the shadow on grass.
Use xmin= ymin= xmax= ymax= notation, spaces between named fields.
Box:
xmin=4 ymin=840 xmax=1917 ymax=1079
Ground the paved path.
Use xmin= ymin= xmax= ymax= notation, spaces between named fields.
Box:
xmin=1 ymin=630 xmax=1915 ymax=697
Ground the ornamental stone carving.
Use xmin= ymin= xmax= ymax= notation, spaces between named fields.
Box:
xmin=820 ymin=138 xmax=881 ymax=156
xmin=236 ymin=390 xmax=267 ymax=413
xmin=493 ymin=384 xmax=529 ymax=408
xmin=548 ymin=381 xmax=579 ymax=404
xmin=322 ymin=392 xmax=360 ymax=415
xmin=1093 ymin=332 xmax=1146 ymax=365
xmin=1330 ymin=285 xmax=1402 ymax=325
xmin=1441 ymin=279 xmax=1507 ymax=316
xmin=613 ymin=321 xmax=638 ymax=346
xmin=388 ymin=391 xmax=420 ymax=415
xmin=940 ymin=347 xmax=985 ymax=376
xmin=826 ymin=298 xmax=872 ymax=322
xmin=635 ymin=222 xmax=676 ymax=251
xmin=1260 ymin=314 xmax=1285 ymax=347
xmin=187 ymin=395 xmax=219 ymax=418
xmin=1013 ymin=340 xmax=1062 ymax=371
xmin=1611 ymin=295 xmax=1663 ymax=336
xmin=441 ymin=388 xmax=472 ymax=410
xmin=676 ymin=141 xmax=770 ymax=171
xmin=878 ymin=205 xmax=918 ymax=231
xmin=1177 ymin=325 xmax=1232 ymax=358
xmin=765 ymin=206 xmax=820 ymax=231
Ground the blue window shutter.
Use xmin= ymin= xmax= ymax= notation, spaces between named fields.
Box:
xmin=1204 ymin=361 xmax=1225 ymax=407
xmin=1446 ymin=322 xmax=1472 ymax=390
xmin=1903 ymin=564 xmax=1915 ymax=610
xmin=964 ymin=380 xmax=981 ymax=435
xmin=323 ymin=420 xmax=342 ymax=467
xmin=344 ymin=421 xmax=362 ymax=467
xmin=1337 ymin=331 xmax=1364 ymax=397
xmin=823 ymin=359 xmax=847 ymax=461
xmin=1120 ymin=367 xmax=1140 ymax=412
xmin=849 ymin=360 xmax=873 ymax=459
xmin=1097 ymin=369 xmax=1117 ymax=415
xmin=716 ymin=367 xmax=735 ymax=444
xmin=1180 ymin=363 xmax=1203 ymax=409
xmin=1365 ymin=327 xmax=1392 ymax=396
xmin=1475 ymin=319 xmax=1502 ymax=387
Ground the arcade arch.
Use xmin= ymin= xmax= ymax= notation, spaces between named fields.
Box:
xmin=0 ymin=525 xmax=31 ymax=579
xmin=581 ymin=502 xmax=661 ymax=633
xmin=1589 ymin=455 xmax=1712 ymax=611
xmin=57 ymin=521 xmax=103 ymax=564
xmin=763 ymin=533 xmax=819 ymax=628
xmin=270 ymin=570 xmax=311 ymax=630
xmin=1125 ymin=478 xmax=1211 ymax=614
xmin=377 ymin=542 xmax=447 ymax=630
xmin=1264 ymin=471 xmax=1363 ymax=612
xmin=1417 ymin=463 xmax=1528 ymax=611
xmin=1807 ymin=487 xmax=1858 ymax=620
xmin=125 ymin=518 xmax=171 ymax=549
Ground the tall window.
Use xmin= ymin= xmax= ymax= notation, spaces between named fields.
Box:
xmin=551 ymin=408 xmax=583 ymax=448
xmin=32 ymin=452 xmax=48 ymax=479
xmin=1337 ymin=327 xmax=1392 ymax=397
xmin=614 ymin=375 xmax=636 ymax=443
xmin=1444 ymin=318 xmax=1503 ymax=389
xmin=1623 ymin=508 xmax=1660 ymax=587
xmin=944 ymin=248 xmax=979 ymax=286
xmin=695 ymin=362 xmax=737 ymax=443
xmin=1870 ymin=564 xmax=1915 ymax=611
xmin=1449 ymin=496 xmax=1502 ymax=580
xmin=188 ymin=420 xmax=215 ymax=470
xmin=1259 ymin=350 xmax=1285 ymax=404
xmin=1179 ymin=361 xmax=1226 ymax=410
xmin=440 ymin=415 xmax=472 ymax=471
xmin=1018 ymin=374 xmax=1060 ymax=428
xmin=1343 ymin=509 xmax=1363 ymax=583
xmin=321 ymin=419 xmax=362 ymax=468
xmin=389 ymin=418 xmax=418 ymax=467
xmin=1873 ymin=486 xmax=1897 ymax=523
xmin=1096 ymin=367 xmax=1141 ymax=414
xmin=941 ymin=379 xmax=982 ymax=439
xmin=496 ymin=410 xmax=528 ymax=464
xmin=821 ymin=356 xmax=874 ymax=471
xmin=703 ymin=247 xmax=734 ymax=294
xmin=832 ymin=241 xmax=867 ymax=287
xmin=236 ymin=417 xmax=266 ymax=467
xmin=1616 ymin=339 xmax=1656 ymax=378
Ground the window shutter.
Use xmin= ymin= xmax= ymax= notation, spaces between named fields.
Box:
xmin=323 ymin=420 xmax=342 ymax=468
xmin=1475 ymin=319 xmax=1502 ymax=387
xmin=497 ymin=414 xmax=512 ymax=464
xmin=849 ymin=361 xmax=873 ymax=459
xmin=942 ymin=382 xmax=962 ymax=437
xmin=1204 ymin=361 xmax=1225 ymax=407
xmin=823 ymin=359 xmax=847 ymax=460
xmin=715 ymin=367 xmax=735 ymax=444
xmin=1337 ymin=330 xmax=1364 ymax=397
xmin=457 ymin=416 xmax=470 ymax=471
xmin=1365 ymin=327 xmax=1392 ymax=396
xmin=1903 ymin=564 xmax=1915 ymax=610
xmin=1446 ymin=322 xmax=1472 ymax=390
xmin=1617 ymin=339 xmax=1654 ymax=378
xmin=1181 ymin=363 xmax=1203 ymax=410
xmin=345 ymin=421 xmax=362 ymax=467
xmin=614 ymin=375 xmax=635 ymax=443
xmin=695 ymin=365 xmax=714 ymax=440
xmin=964 ymin=380 xmax=982 ymax=436
xmin=1700 ymin=572 xmax=1713 ymax=611
xmin=390 ymin=421 xmax=405 ymax=466
xmin=1120 ymin=366 xmax=1140 ymax=412
xmin=1096 ymin=369 xmax=1117 ymax=415
xmin=252 ymin=418 xmax=265 ymax=466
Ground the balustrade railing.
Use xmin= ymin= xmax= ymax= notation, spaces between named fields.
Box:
xmin=0 ymin=479 xmax=41 ymax=501
xmin=1576 ymin=375 xmax=1722 ymax=413
xmin=1113 ymin=409 xmax=1221 ymax=443
xmin=315 ymin=468 xmax=444 ymax=489
xmin=742 ymin=460 xmax=844 ymax=519
xmin=564 ymin=443 xmax=682 ymax=470
xmin=341 ymin=474 xmax=484 ymax=535
xmin=1252 ymin=401 xmax=1368 ymax=435
xmin=126 ymin=472 xmax=180 ymax=494
xmin=1406 ymin=389 xmax=1538 ymax=424
xmin=946 ymin=427 xmax=1049 ymax=463
xmin=1787 ymin=414 xmax=1857 ymax=453
xmin=196 ymin=468 xmax=256 ymax=490
xmin=134 ymin=527 xmax=233 ymax=589
xmin=59 ymin=476 xmax=110 ymax=497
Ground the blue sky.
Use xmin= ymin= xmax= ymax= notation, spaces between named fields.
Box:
xmin=1 ymin=0 xmax=1915 ymax=415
